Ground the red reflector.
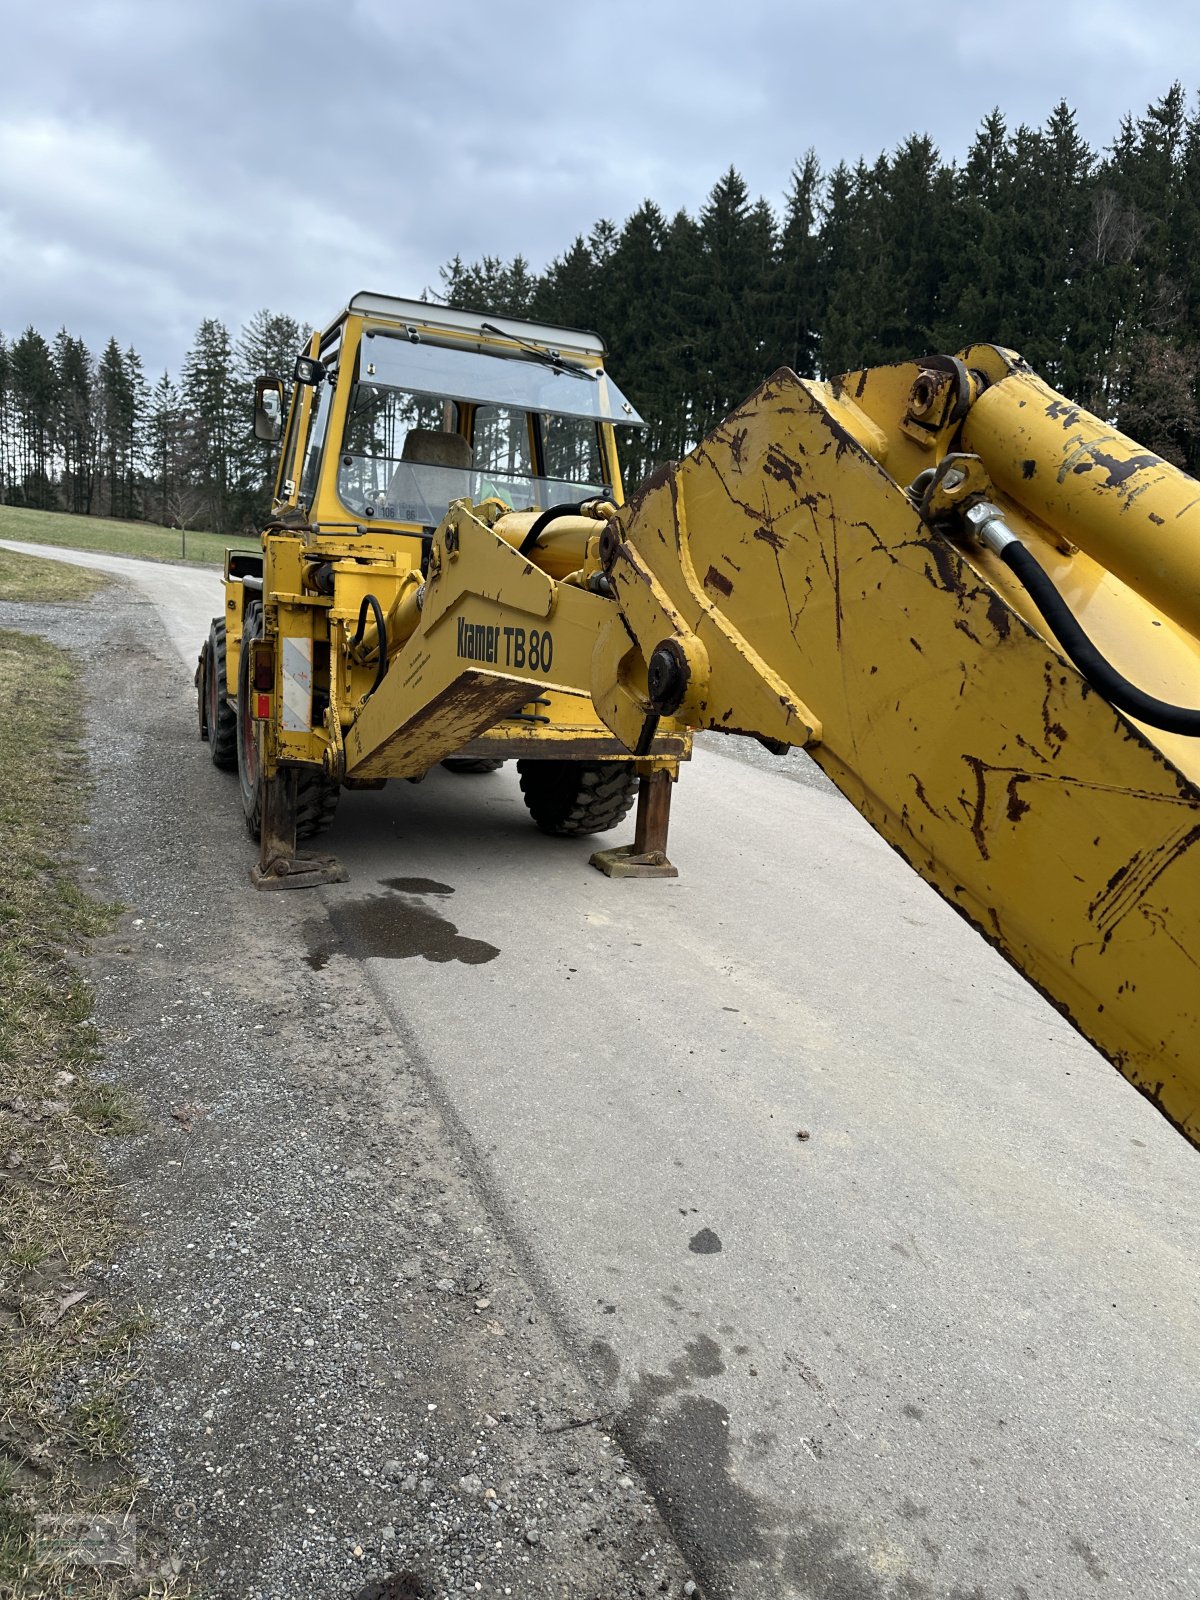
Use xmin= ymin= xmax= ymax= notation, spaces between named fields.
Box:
xmin=256 ymin=693 xmax=271 ymax=719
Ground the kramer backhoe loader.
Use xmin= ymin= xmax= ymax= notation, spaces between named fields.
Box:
xmin=196 ymin=294 xmax=1200 ymax=1152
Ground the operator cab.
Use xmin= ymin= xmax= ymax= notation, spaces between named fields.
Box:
xmin=269 ymin=293 xmax=644 ymax=534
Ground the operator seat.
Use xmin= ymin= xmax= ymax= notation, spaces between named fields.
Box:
xmin=384 ymin=430 xmax=474 ymax=523
xmin=399 ymin=430 xmax=472 ymax=470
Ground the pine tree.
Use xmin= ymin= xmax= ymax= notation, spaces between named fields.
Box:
xmin=148 ymin=371 xmax=180 ymax=527
xmin=54 ymin=330 xmax=95 ymax=514
xmin=8 ymin=327 xmax=57 ymax=508
xmin=0 ymin=334 xmax=10 ymax=504
xmin=181 ymin=318 xmax=236 ymax=533
xmin=688 ymin=168 xmax=778 ymax=432
xmin=439 ymin=255 xmax=536 ymax=316
xmin=531 ymin=236 xmax=595 ymax=331
xmin=773 ymin=151 xmax=824 ymax=377
xmin=97 ymin=339 xmax=141 ymax=519
xmin=603 ymin=202 xmax=676 ymax=480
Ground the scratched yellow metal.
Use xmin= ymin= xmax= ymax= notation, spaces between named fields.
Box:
xmin=613 ymin=366 xmax=1200 ymax=1150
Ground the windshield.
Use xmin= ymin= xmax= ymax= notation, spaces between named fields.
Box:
xmin=361 ymin=328 xmax=643 ymax=424
xmin=337 ymin=382 xmax=615 ymax=524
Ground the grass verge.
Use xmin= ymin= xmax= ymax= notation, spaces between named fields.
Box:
xmin=0 ymin=504 xmax=258 ymax=569
xmin=0 ymin=550 xmax=111 ymax=605
xmin=0 ymin=580 xmax=193 ymax=1594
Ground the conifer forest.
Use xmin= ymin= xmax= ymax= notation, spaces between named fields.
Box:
xmin=3 ymin=89 xmax=1199 ymax=531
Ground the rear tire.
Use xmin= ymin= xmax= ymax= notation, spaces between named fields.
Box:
xmin=516 ymin=760 xmax=637 ymax=837
xmin=206 ymin=619 xmax=238 ymax=771
xmin=236 ymin=606 xmax=264 ymax=839
xmin=237 ymin=605 xmax=341 ymax=842
xmin=441 ymin=757 xmax=504 ymax=774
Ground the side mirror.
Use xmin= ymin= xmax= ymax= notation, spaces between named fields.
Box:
xmin=253 ymin=376 xmax=284 ymax=442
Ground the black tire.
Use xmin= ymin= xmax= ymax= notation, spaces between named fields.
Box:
xmin=295 ymin=769 xmax=341 ymax=839
xmin=206 ymin=618 xmax=238 ymax=771
xmin=516 ymin=760 xmax=637 ymax=837
xmin=236 ymin=605 xmax=264 ymax=839
xmin=441 ymin=757 xmax=504 ymax=774
xmin=236 ymin=604 xmax=340 ymax=842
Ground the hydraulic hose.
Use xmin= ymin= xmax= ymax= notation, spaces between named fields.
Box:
xmin=518 ymin=502 xmax=587 ymax=556
xmin=966 ymin=503 xmax=1200 ymax=736
xmin=350 ymin=594 xmax=388 ymax=696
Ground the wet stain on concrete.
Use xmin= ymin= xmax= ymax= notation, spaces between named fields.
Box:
xmin=381 ymin=877 xmax=454 ymax=896
xmin=688 ymin=1227 xmax=723 ymax=1255
xmin=605 ymin=1328 xmax=939 ymax=1599
xmin=302 ymin=880 xmax=499 ymax=969
xmin=329 ymin=896 xmax=498 ymax=965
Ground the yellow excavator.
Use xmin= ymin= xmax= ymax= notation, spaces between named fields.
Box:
xmin=196 ymin=294 xmax=1200 ymax=1153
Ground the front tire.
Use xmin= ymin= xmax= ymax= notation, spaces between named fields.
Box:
xmin=516 ymin=760 xmax=637 ymax=837
xmin=206 ymin=619 xmax=238 ymax=771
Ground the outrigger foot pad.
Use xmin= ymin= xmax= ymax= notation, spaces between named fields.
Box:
xmin=589 ymin=843 xmax=678 ymax=880
xmin=251 ymin=853 xmax=349 ymax=891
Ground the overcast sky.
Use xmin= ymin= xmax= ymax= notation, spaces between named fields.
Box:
xmin=2 ymin=0 xmax=1196 ymax=379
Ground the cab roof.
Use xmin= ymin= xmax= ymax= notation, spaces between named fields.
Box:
xmin=329 ymin=291 xmax=608 ymax=360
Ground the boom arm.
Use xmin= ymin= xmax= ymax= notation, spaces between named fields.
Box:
xmin=332 ymin=347 xmax=1200 ymax=1152
xmin=595 ymin=352 xmax=1200 ymax=1150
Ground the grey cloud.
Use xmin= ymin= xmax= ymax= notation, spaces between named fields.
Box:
xmin=2 ymin=0 xmax=1197 ymax=378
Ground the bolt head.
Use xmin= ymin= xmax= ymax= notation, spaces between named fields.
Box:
xmin=647 ymin=641 xmax=688 ymax=715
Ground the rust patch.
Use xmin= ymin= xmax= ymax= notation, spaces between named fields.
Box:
xmin=753 ymin=527 xmax=785 ymax=551
xmin=763 ymin=446 xmax=803 ymax=492
xmin=1021 ymin=459 xmax=1037 ymax=479
xmin=1040 ymin=668 xmax=1069 ymax=752
xmin=1149 ymin=512 xmax=1165 ymax=525
xmin=910 ymin=775 xmax=940 ymax=819
xmin=1045 ymin=400 xmax=1082 ymax=428
xmin=924 ymin=534 xmax=966 ymax=598
xmin=1068 ymin=447 xmax=1160 ymax=489
xmin=1005 ymin=776 xmax=1031 ymax=823
xmin=704 ymin=565 xmax=734 ymax=597
xmin=961 ymin=756 xmax=992 ymax=860
xmin=984 ymin=589 xmax=1013 ymax=642
xmin=728 ymin=427 xmax=748 ymax=469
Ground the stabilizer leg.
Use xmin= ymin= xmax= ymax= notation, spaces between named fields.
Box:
xmin=252 ymin=768 xmax=347 ymax=891
xmin=590 ymin=768 xmax=679 ymax=880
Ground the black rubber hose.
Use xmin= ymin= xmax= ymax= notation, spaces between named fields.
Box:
xmin=351 ymin=594 xmax=388 ymax=696
xmin=518 ymin=502 xmax=586 ymax=556
xmin=1001 ymin=542 xmax=1200 ymax=736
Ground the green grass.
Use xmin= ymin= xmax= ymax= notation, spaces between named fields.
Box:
xmin=0 ymin=502 xmax=259 ymax=568
xmin=0 ymin=548 xmax=111 ymax=604
xmin=0 ymin=628 xmax=197 ymax=1595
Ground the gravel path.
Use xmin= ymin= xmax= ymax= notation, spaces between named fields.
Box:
xmin=2 ymin=582 xmax=696 ymax=1599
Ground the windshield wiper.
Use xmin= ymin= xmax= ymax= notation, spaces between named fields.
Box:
xmin=480 ymin=322 xmax=596 ymax=381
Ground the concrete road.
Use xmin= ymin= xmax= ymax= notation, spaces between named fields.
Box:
xmin=11 ymin=538 xmax=1199 ymax=1598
